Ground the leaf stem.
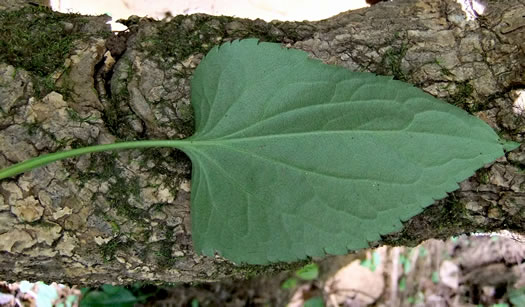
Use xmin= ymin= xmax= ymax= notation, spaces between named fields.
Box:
xmin=0 ymin=140 xmax=189 ymax=180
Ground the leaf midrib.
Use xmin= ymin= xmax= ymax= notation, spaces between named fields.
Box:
xmin=187 ymin=129 xmax=497 ymax=145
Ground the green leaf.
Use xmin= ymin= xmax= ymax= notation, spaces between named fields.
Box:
xmin=184 ymin=38 xmax=518 ymax=264
xmin=419 ymin=246 xmax=428 ymax=258
xmin=304 ymin=296 xmax=325 ymax=307
xmin=509 ymin=287 xmax=525 ymax=306
xmin=281 ymin=277 xmax=299 ymax=289
xmin=295 ymin=263 xmax=319 ymax=280
xmin=400 ymin=254 xmax=412 ymax=274
xmin=399 ymin=277 xmax=406 ymax=291
xmin=191 ymin=298 xmax=200 ymax=307
xmin=372 ymin=251 xmax=381 ymax=271
xmin=360 ymin=258 xmax=373 ymax=270
xmin=431 ymin=271 xmax=439 ymax=284
xmin=80 ymin=285 xmax=138 ymax=307
xmin=360 ymin=251 xmax=380 ymax=272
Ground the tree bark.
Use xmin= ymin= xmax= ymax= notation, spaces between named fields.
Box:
xmin=0 ymin=0 xmax=523 ymax=286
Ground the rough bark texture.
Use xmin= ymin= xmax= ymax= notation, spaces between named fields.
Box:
xmin=0 ymin=0 xmax=524 ymax=286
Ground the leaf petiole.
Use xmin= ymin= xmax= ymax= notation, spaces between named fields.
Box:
xmin=0 ymin=140 xmax=190 ymax=180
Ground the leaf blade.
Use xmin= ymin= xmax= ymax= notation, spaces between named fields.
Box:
xmin=186 ymin=39 xmax=515 ymax=264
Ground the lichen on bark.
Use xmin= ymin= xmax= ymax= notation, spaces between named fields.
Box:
xmin=0 ymin=0 xmax=524 ymax=285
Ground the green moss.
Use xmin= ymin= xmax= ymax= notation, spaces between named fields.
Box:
xmin=437 ymin=198 xmax=468 ymax=230
xmin=230 ymin=260 xmax=310 ymax=279
xmin=155 ymin=227 xmax=180 ymax=267
xmin=66 ymin=108 xmax=100 ymax=123
xmin=432 ymin=197 xmax=497 ymax=238
xmin=448 ymin=81 xmax=477 ymax=112
xmin=72 ymin=152 xmax=186 ymax=265
xmin=140 ymin=15 xmax=289 ymax=72
xmin=75 ymin=152 xmax=150 ymax=225
xmin=108 ymin=176 xmax=147 ymax=220
xmin=22 ymin=122 xmax=70 ymax=148
xmin=148 ymin=202 xmax=162 ymax=210
xmin=102 ymin=59 xmax=138 ymax=140
xmin=139 ymin=15 xmax=229 ymax=70
xmin=102 ymin=96 xmax=137 ymax=140
xmin=138 ymin=148 xmax=188 ymax=194
xmin=32 ymin=74 xmax=57 ymax=98
xmin=0 ymin=6 xmax=85 ymax=76
xmin=99 ymin=237 xmax=132 ymax=262
xmin=381 ymin=196 xmax=475 ymax=248
xmin=151 ymin=98 xmax=195 ymax=137
xmin=380 ymin=43 xmax=408 ymax=81
xmin=81 ymin=154 xmax=151 ymax=261
xmin=109 ymin=221 xmax=121 ymax=233
xmin=477 ymin=168 xmax=491 ymax=184
xmin=0 ymin=6 xmax=112 ymax=99
xmin=23 ymin=122 xmax=41 ymax=136
xmin=0 ymin=6 xmax=95 ymax=99
xmin=27 ymin=219 xmax=59 ymax=228
xmin=434 ymin=59 xmax=453 ymax=77
xmin=77 ymin=152 xmax=120 ymax=181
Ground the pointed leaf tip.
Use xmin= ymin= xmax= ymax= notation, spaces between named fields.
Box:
xmin=500 ymin=139 xmax=520 ymax=152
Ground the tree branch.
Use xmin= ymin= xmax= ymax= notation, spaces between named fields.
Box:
xmin=0 ymin=0 xmax=523 ymax=285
